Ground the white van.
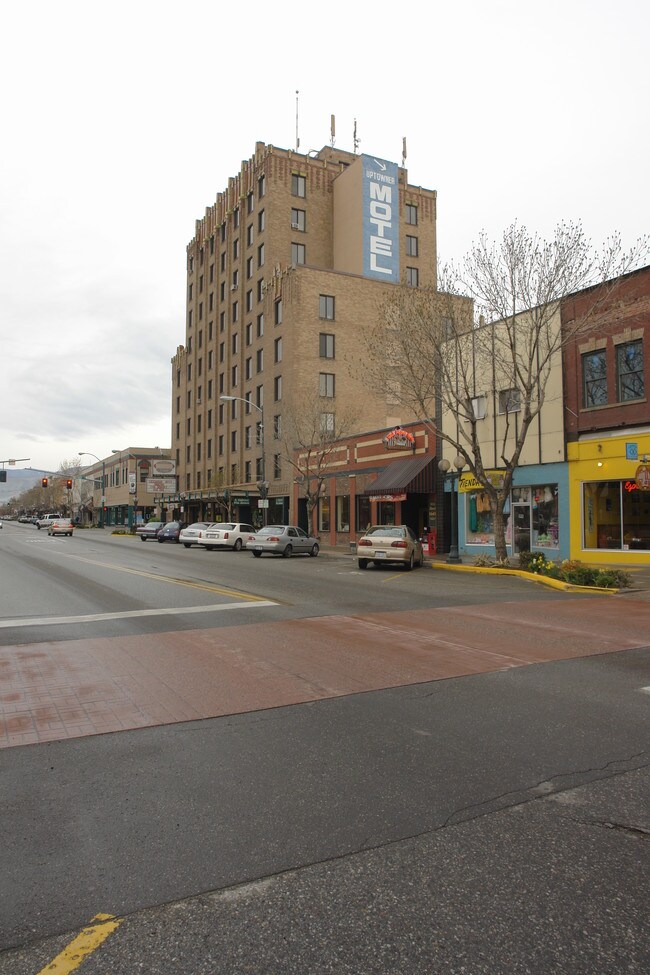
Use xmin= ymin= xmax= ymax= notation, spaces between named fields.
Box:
xmin=36 ymin=513 xmax=63 ymax=529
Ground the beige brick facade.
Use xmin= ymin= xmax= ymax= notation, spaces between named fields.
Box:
xmin=171 ymin=141 xmax=438 ymax=523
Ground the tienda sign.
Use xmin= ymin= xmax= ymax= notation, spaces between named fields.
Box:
xmin=362 ymin=154 xmax=400 ymax=281
xmin=635 ymin=464 xmax=650 ymax=490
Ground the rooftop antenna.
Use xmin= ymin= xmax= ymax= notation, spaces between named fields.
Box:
xmin=295 ymin=90 xmax=300 ymax=152
xmin=402 ymin=137 xmax=407 ymax=168
xmin=353 ymin=118 xmax=360 ymax=154
xmin=330 ymin=114 xmax=335 ymax=148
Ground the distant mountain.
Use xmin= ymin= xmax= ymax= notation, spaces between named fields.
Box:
xmin=0 ymin=467 xmax=54 ymax=504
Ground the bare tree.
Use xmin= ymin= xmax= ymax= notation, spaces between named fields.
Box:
xmin=363 ymin=222 xmax=648 ymax=560
xmin=281 ymin=397 xmax=357 ymax=535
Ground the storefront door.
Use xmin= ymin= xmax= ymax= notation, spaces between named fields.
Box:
xmin=513 ymin=503 xmax=531 ymax=554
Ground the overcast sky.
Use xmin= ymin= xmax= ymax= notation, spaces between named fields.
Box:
xmin=1 ymin=0 xmax=648 ymax=474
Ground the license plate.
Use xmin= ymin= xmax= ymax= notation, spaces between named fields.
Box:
xmin=374 ymin=550 xmax=386 ymax=558
xmin=254 ymin=545 xmax=263 ymax=550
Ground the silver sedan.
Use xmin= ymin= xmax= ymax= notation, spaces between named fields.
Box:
xmin=245 ymin=525 xmax=320 ymax=558
xmin=197 ymin=523 xmax=256 ymax=552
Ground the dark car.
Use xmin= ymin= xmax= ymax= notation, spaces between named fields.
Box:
xmin=157 ymin=521 xmax=186 ymax=543
xmin=136 ymin=520 xmax=165 ymax=542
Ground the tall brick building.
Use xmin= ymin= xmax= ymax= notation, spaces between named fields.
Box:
xmin=170 ymin=141 xmax=438 ymax=527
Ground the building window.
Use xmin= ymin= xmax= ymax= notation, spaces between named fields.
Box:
xmin=291 ymin=173 xmax=306 ymax=198
xmin=406 ymin=235 xmax=419 ymax=257
xmin=274 ymin=376 xmax=282 ymax=401
xmin=207 ymin=409 xmax=212 ymax=429
xmin=320 ymin=412 xmax=335 ymax=436
xmin=616 ymin=339 xmax=644 ymax=402
xmin=247 ymin=224 xmax=254 ymax=247
xmin=246 ymin=290 xmax=253 ymax=312
xmin=232 ymin=300 xmax=238 ymax=321
xmin=258 ymin=243 xmax=265 ymax=267
xmin=258 ymin=174 xmax=265 ymax=198
xmin=245 ymin=426 xmax=252 ymax=449
xmin=319 ymin=373 xmax=335 ymax=397
xmin=274 ymin=337 xmax=283 ymax=363
xmin=199 ymin=274 xmax=203 ymax=293
xmin=209 ymin=263 xmax=214 ymax=283
xmin=246 ymin=322 xmax=252 ymax=345
xmin=258 ymin=208 xmax=265 ymax=232
xmin=273 ymin=414 xmax=281 ymax=439
xmin=319 ymin=294 xmax=335 ymax=320
xmin=245 ymin=460 xmax=251 ymax=482
xmin=188 ymin=283 xmax=193 ymax=301
xmin=292 ymin=242 xmax=306 ymax=265
xmin=231 ymin=364 xmax=238 ymax=386
xmin=208 ymin=349 xmax=213 ymax=369
xmin=221 ymin=251 xmax=226 ymax=272
xmin=405 ymin=203 xmax=418 ymax=225
xmin=498 ymin=388 xmax=521 ymax=413
xmin=273 ymin=454 xmax=282 ymax=479
xmin=246 ymin=256 xmax=253 ymax=279
xmin=318 ymin=495 xmax=330 ymax=532
xmin=582 ymin=350 xmax=608 ymax=407
xmin=291 ymin=208 xmax=306 ymax=231
xmin=233 ymin=208 xmax=240 ymax=229
xmin=245 ymin=357 xmax=252 ymax=380
xmin=232 ymin=333 xmax=239 ymax=354
xmin=319 ymin=333 xmax=335 ymax=358
xmin=176 ymin=395 xmax=180 ymax=413
xmin=256 ymin=384 xmax=264 ymax=409
xmin=274 ymin=300 xmax=282 ymax=325
xmin=247 ymin=191 xmax=254 ymax=214
xmin=257 ymin=313 xmax=264 ymax=337
xmin=336 ymin=495 xmax=350 ymax=532
xmin=256 ymin=348 xmax=264 ymax=373
xmin=231 ymin=430 xmax=238 ymax=452
xmin=219 ymin=311 xmax=225 ymax=332
xmin=470 ymin=395 xmax=487 ymax=420
xmin=406 ymin=266 xmax=419 ymax=287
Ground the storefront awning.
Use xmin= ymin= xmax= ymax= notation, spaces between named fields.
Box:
xmin=366 ymin=455 xmax=436 ymax=495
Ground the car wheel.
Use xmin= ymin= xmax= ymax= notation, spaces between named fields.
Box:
xmin=183 ymin=543 xmax=191 ymax=548
xmin=405 ymin=552 xmax=414 ymax=570
xmin=233 ymin=538 xmax=243 ymax=551
xmin=282 ymin=544 xmax=293 ymax=558
xmin=37 ymin=524 xmax=41 ymax=530
xmin=253 ymin=550 xmax=262 ymax=558
xmin=358 ymin=559 xmax=368 ymax=569
xmin=140 ymin=536 xmax=147 ymax=542
xmin=158 ymin=537 xmax=164 ymax=543
xmin=309 ymin=543 xmax=319 ymax=557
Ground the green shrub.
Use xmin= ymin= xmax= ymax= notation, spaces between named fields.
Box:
xmin=517 ymin=551 xmax=534 ymax=571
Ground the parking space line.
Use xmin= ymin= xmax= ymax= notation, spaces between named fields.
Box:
xmin=36 ymin=913 xmax=123 ymax=974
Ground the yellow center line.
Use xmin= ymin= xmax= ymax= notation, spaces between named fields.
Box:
xmin=58 ymin=552 xmax=267 ymax=602
xmin=37 ymin=913 xmax=123 ymax=974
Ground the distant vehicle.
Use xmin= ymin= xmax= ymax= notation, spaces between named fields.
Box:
xmin=356 ymin=525 xmax=424 ymax=570
xmin=17 ymin=515 xmax=32 ymax=523
xmin=197 ymin=523 xmax=256 ymax=552
xmin=157 ymin=521 xmax=186 ymax=544
xmin=245 ymin=525 xmax=320 ymax=558
xmin=178 ymin=522 xmax=213 ymax=548
xmin=36 ymin=513 xmax=63 ymax=530
xmin=47 ymin=518 xmax=75 ymax=537
xmin=136 ymin=521 xmax=164 ymax=542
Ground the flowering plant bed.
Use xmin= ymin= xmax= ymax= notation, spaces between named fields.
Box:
xmin=473 ymin=552 xmax=632 ymax=590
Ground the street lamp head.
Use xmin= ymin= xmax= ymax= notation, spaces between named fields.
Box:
xmin=220 ymin=395 xmax=235 ymax=402
xmin=454 ymin=454 xmax=466 ymax=471
xmin=438 ymin=458 xmax=451 ymax=474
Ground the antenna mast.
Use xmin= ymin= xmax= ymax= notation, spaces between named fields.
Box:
xmin=330 ymin=114 xmax=335 ymax=148
xmin=402 ymin=137 xmax=407 ymax=168
xmin=295 ymin=90 xmax=300 ymax=152
xmin=353 ymin=118 xmax=359 ymax=154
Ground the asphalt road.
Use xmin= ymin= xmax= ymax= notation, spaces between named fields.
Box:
xmin=1 ymin=523 xmax=648 ymax=973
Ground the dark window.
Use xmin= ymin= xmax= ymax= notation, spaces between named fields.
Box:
xmin=319 ymin=294 xmax=335 ymax=320
xmin=498 ymin=388 xmax=521 ymax=413
xmin=582 ymin=350 xmax=608 ymax=407
xmin=616 ymin=340 xmax=644 ymax=401
xmin=319 ymin=373 xmax=335 ymax=397
xmin=291 ymin=173 xmax=306 ymax=198
xmin=319 ymin=333 xmax=335 ymax=358
xmin=291 ymin=208 xmax=306 ymax=231
xmin=292 ymin=242 xmax=305 ymax=265
xmin=406 ymin=235 xmax=418 ymax=257
xmin=405 ymin=204 xmax=418 ymax=225
xmin=406 ymin=266 xmax=419 ymax=287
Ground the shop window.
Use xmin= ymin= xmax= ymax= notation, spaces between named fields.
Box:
xmin=319 ymin=495 xmax=330 ymax=532
xmin=498 ymin=388 xmax=520 ymax=413
xmin=336 ymin=495 xmax=350 ymax=532
xmin=356 ymin=495 xmax=371 ymax=533
xmin=583 ymin=481 xmax=622 ymax=549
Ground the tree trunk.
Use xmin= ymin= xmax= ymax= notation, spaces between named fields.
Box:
xmin=492 ymin=501 xmax=508 ymax=561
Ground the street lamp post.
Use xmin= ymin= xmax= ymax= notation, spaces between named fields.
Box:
xmin=78 ymin=452 xmax=105 ymax=528
xmin=438 ymin=454 xmax=466 ymax=564
xmin=220 ymin=395 xmax=269 ymax=525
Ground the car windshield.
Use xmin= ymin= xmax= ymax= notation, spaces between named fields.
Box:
xmin=258 ymin=526 xmax=285 ymax=535
xmin=366 ymin=526 xmax=405 ymax=537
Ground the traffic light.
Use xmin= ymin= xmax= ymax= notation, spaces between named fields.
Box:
xmin=66 ymin=479 xmax=73 ymax=489
xmin=42 ymin=477 xmax=49 ymax=488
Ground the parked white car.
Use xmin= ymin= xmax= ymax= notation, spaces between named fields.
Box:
xmin=197 ymin=522 xmax=256 ymax=552
xmin=245 ymin=525 xmax=320 ymax=558
xmin=178 ymin=522 xmax=213 ymax=548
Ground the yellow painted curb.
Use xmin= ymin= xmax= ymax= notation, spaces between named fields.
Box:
xmin=428 ymin=561 xmax=620 ymax=594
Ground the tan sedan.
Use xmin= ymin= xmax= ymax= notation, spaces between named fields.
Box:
xmin=357 ymin=525 xmax=424 ymax=571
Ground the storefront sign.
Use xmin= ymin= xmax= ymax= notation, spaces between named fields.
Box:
xmin=230 ymin=496 xmax=250 ymax=506
xmin=382 ymin=428 xmax=415 ymax=450
xmin=635 ymin=464 xmax=650 ymax=490
xmin=152 ymin=459 xmax=176 ymax=476
xmin=362 ymin=154 xmax=400 ymax=281
xmin=146 ymin=477 xmax=177 ymax=493
xmin=372 ymin=494 xmax=407 ymax=502
xmin=626 ymin=442 xmax=638 ymax=461
xmin=459 ymin=470 xmax=505 ymax=493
